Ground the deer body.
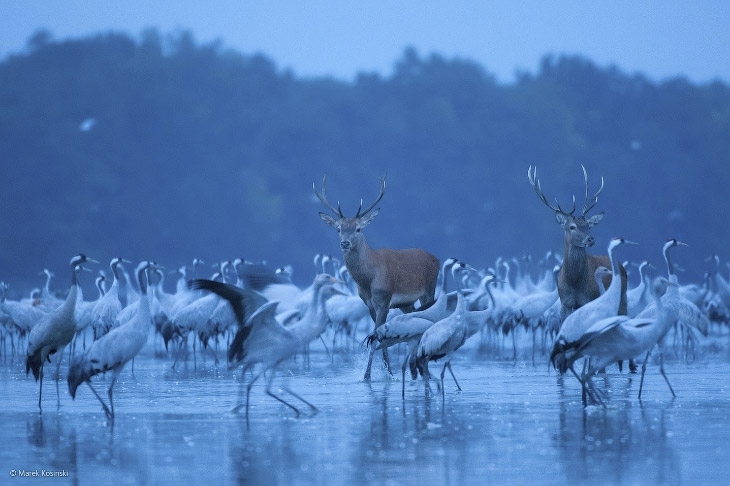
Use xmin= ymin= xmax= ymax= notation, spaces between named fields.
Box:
xmin=315 ymin=176 xmax=440 ymax=380
xmin=346 ymin=246 xmax=438 ymax=314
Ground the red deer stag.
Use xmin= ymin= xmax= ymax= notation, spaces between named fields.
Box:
xmin=314 ymin=175 xmax=440 ymax=381
xmin=527 ymin=165 xmax=629 ymax=324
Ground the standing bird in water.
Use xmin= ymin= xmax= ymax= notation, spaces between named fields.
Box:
xmin=189 ymin=273 xmax=341 ymax=422
xmin=68 ymin=261 xmax=160 ymax=420
xmin=571 ymin=277 xmax=676 ymax=404
xmin=26 ymin=254 xmax=97 ymax=413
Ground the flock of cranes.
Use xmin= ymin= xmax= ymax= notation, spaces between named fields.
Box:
xmin=1 ymin=168 xmax=730 ymax=421
xmin=0 ymin=242 xmax=728 ymax=420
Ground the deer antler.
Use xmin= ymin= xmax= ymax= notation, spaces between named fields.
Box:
xmin=355 ymin=175 xmax=386 ymax=218
xmin=313 ymin=174 xmax=344 ymax=218
xmin=580 ymin=164 xmax=604 ymax=216
xmin=527 ymin=166 xmax=575 ymax=216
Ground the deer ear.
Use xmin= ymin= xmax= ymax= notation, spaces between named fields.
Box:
xmin=587 ymin=212 xmax=604 ymax=227
xmin=359 ymin=208 xmax=380 ymax=228
xmin=555 ymin=212 xmax=568 ymax=225
xmin=319 ymin=212 xmax=339 ymax=228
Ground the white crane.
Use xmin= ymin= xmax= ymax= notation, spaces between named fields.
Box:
xmin=500 ymin=265 xmax=560 ymax=362
xmin=236 ymin=261 xmax=304 ymax=315
xmin=634 ymin=239 xmax=710 ymax=393
xmin=571 ymin=277 xmax=676 ymax=405
xmin=1 ymin=281 xmax=47 ymax=340
xmin=68 ymin=261 xmax=160 ymax=420
xmin=160 ymin=263 xmax=204 ymax=351
xmin=627 ymin=261 xmax=652 ymax=317
xmin=708 ymin=255 xmax=730 ymax=310
xmin=148 ymin=268 xmax=176 ymax=351
xmin=91 ymin=257 xmax=128 ymax=339
xmin=365 ymin=259 xmax=461 ymax=398
xmin=72 ymin=272 xmax=106 ymax=355
xmin=169 ymin=272 xmax=224 ymax=369
xmin=550 ymin=237 xmax=636 ymax=376
xmin=189 ymin=273 xmax=340 ymax=422
xmin=38 ymin=268 xmax=64 ymax=312
xmin=26 ymin=254 xmax=97 ymax=413
xmin=415 ymin=286 xmax=469 ymax=402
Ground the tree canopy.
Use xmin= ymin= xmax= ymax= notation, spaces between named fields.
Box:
xmin=2 ymin=30 xmax=729 ymax=292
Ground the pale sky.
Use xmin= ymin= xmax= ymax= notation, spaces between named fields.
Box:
xmin=3 ymin=1 xmax=730 ymax=84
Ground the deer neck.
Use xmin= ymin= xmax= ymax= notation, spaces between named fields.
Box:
xmin=342 ymin=238 xmax=376 ymax=290
xmin=562 ymin=238 xmax=589 ymax=286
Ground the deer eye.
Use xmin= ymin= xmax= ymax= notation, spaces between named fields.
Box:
xmin=356 ymin=227 xmax=361 ymax=232
xmin=569 ymin=224 xmax=577 ymax=230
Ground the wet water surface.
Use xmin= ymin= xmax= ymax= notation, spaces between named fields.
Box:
xmin=2 ymin=336 xmax=730 ymax=485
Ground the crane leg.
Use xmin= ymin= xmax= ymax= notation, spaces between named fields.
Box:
xmin=86 ymin=381 xmax=113 ymax=419
xmin=401 ymin=351 xmax=410 ymax=400
xmin=55 ymin=354 xmax=63 ymax=411
xmin=382 ymin=347 xmax=392 ymax=375
xmin=264 ymin=373 xmax=300 ymax=417
xmin=446 ymin=362 xmax=461 ymax=391
xmin=658 ymin=348 xmax=676 ymax=398
xmin=638 ymin=349 xmax=651 ymax=400
xmin=108 ymin=377 xmax=116 ymax=420
xmin=38 ymin=365 xmax=44 ymax=414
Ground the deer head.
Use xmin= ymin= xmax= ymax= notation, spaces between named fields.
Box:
xmin=528 ymin=165 xmax=604 ymax=249
xmin=314 ymin=175 xmax=386 ymax=254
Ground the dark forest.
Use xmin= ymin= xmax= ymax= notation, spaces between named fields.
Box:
xmin=2 ymin=29 xmax=729 ymax=292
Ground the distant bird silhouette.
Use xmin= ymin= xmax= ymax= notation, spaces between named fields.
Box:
xmin=68 ymin=261 xmax=159 ymax=420
xmin=708 ymin=255 xmax=730 ymax=310
xmin=189 ymin=273 xmax=340 ymax=421
xmin=38 ymin=268 xmax=63 ymax=312
xmin=91 ymin=257 xmax=128 ymax=339
xmin=71 ymin=271 xmax=105 ymax=355
xmin=626 ymin=261 xmax=652 ymax=317
xmin=1 ymin=281 xmax=47 ymax=340
xmin=169 ymin=272 xmax=225 ymax=369
xmin=500 ymin=265 xmax=561 ymax=362
xmin=26 ymin=254 xmax=97 ymax=413
xmin=147 ymin=268 xmax=174 ymax=350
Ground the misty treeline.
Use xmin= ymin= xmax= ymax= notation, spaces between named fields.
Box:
xmin=1 ymin=29 xmax=729 ymax=293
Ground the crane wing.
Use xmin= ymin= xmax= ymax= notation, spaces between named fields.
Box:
xmin=187 ymin=279 xmax=266 ymax=328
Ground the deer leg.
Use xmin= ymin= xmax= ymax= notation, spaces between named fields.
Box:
xmin=401 ymin=353 xmax=409 ymax=400
xmin=373 ymin=299 xmax=392 ymax=376
xmin=381 ymin=347 xmax=392 ymax=375
xmin=364 ymin=347 xmax=376 ymax=381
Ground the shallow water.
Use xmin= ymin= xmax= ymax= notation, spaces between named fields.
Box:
xmin=2 ymin=332 xmax=730 ymax=485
